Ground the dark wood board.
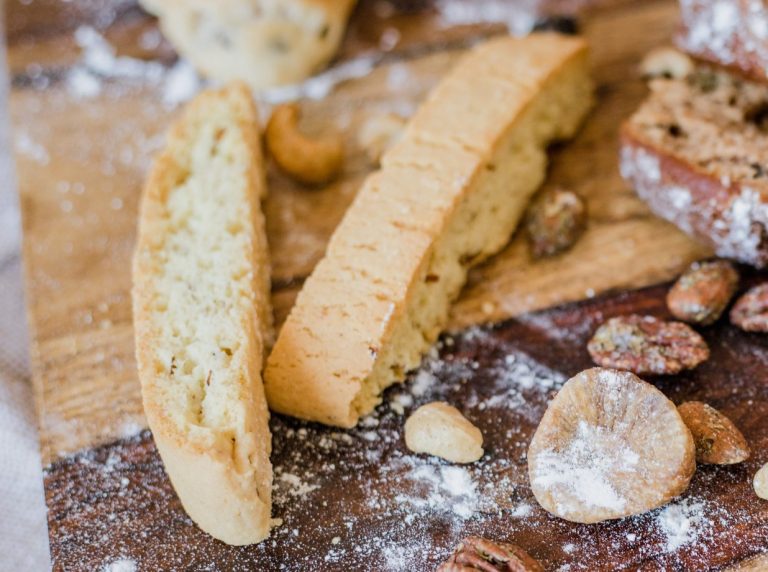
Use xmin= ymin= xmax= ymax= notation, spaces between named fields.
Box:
xmin=45 ymin=279 xmax=768 ymax=571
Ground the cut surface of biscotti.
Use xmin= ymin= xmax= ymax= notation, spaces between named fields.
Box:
xmin=264 ymin=34 xmax=594 ymax=428
xmin=676 ymin=0 xmax=768 ymax=83
xmin=621 ymin=67 xmax=768 ymax=267
xmin=132 ymin=82 xmax=273 ymax=545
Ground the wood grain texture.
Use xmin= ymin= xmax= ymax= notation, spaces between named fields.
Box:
xmin=11 ymin=0 xmax=711 ymax=464
xmin=44 ymin=282 xmax=768 ymax=571
xmin=10 ymin=0 xmax=768 ymax=569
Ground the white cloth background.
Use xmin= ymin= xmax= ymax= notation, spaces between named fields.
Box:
xmin=0 ymin=11 xmax=52 ymax=571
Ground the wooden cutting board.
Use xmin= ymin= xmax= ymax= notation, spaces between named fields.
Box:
xmin=8 ymin=0 xmax=767 ymax=570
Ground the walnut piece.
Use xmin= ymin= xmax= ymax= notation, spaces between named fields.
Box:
xmin=437 ymin=536 xmax=544 ymax=572
xmin=404 ymin=402 xmax=483 ymax=464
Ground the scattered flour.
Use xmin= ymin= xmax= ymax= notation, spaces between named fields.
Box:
xmin=436 ymin=0 xmax=537 ymax=36
xmin=101 ymin=558 xmax=137 ymax=572
xmin=67 ymin=26 xmax=200 ymax=107
xmin=657 ymin=498 xmax=711 ymax=552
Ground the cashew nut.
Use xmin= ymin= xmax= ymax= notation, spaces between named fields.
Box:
xmin=640 ymin=47 xmax=693 ymax=80
xmin=357 ymin=112 xmax=407 ymax=165
xmin=404 ymin=401 xmax=484 ymax=464
xmin=265 ymin=103 xmax=344 ymax=186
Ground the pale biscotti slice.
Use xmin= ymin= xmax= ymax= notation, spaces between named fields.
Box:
xmin=132 ymin=82 xmax=273 ymax=545
xmin=621 ymin=68 xmax=768 ymax=267
xmin=264 ymin=34 xmax=594 ymax=428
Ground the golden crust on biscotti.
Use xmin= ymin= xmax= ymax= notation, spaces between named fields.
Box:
xmin=264 ymin=34 xmax=594 ymax=428
xmin=132 ymin=82 xmax=274 ymax=545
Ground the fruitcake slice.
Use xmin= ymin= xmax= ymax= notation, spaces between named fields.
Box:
xmin=677 ymin=0 xmax=768 ymax=84
xmin=621 ymin=67 xmax=768 ymax=267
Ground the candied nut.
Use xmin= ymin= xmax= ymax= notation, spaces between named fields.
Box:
xmin=525 ymin=188 xmax=586 ymax=258
xmin=730 ymin=283 xmax=768 ymax=333
xmin=404 ymin=402 xmax=483 ymax=464
xmin=528 ymin=368 xmax=695 ymax=524
xmin=265 ymin=103 xmax=344 ymax=186
xmin=667 ymin=259 xmax=739 ymax=325
xmin=677 ymin=401 xmax=750 ymax=464
xmin=755 ymin=464 xmax=768 ymax=500
xmin=587 ymin=314 xmax=709 ymax=375
xmin=437 ymin=536 xmax=544 ymax=572
xmin=357 ymin=112 xmax=407 ymax=165
xmin=640 ymin=47 xmax=694 ymax=80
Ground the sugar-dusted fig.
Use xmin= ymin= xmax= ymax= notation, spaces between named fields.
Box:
xmin=528 ymin=368 xmax=696 ymax=523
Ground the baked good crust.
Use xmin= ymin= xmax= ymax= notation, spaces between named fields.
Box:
xmin=132 ymin=82 xmax=273 ymax=545
xmin=620 ymin=131 xmax=768 ymax=268
xmin=676 ymin=0 xmax=768 ymax=84
xmin=264 ymin=34 xmax=594 ymax=428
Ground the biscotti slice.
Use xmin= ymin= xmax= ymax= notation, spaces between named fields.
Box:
xmin=140 ymin=0 xmax=356 ymax=89
xmin=132 ymin=82 xmax=273 ymax=545
xmin=620 ymin=68 xmax=768 ymax=267
xmin=264 ymin=34 xmax=594 ymax=428
xmin=676 ymin=0 xmax=768 ymax=83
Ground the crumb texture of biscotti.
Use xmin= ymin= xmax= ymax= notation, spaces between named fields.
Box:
xmin=621 ymin=69 xmax=768 ymax=267
xmin=676 ymin=0 xmax=768 ymax=83
xmin=132 ymin=82 xmax=274 ymax=545
xmin=264 ymin=34 xmax=594 ymax=428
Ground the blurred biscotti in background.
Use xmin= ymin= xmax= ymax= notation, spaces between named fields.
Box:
xmin=140 ymin=0 xmax=357 ymax=89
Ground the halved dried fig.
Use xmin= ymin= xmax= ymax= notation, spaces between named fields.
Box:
xmin=677 ymin=401 xmax=750 ymax=464
xmin=528 ymin=368 xmax=695 ymax=524
xmin=587 ymin=314 xmax=709 ymax=375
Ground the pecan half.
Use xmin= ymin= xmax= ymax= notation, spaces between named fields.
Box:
xmin=587 ymin=314 xmax=709 ymax=375
xmin=677 ymin=401 xmax=750 ymax=464
xmin=525 ymin=188 xmax=586 ymax=258
xmin=437 ymin=537 xmax=544 ymax=572
xmin=730 ymin=283 xmax=768 ymax=332
xmin=667 ymin=259 xmax=739 ymax=325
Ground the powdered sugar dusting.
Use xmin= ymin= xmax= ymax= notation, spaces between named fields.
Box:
xmin=436 ymin=0 xmax=537 ymax=36
xmin=621 ymin=141 xmax=768 ymax=265
xmin=101 ymin=558 xmax=137 ymax=572
xmin=657 ymin=498 xmax=712 ymax=552
xmin=532 ymin=420 xmax=635 ymax=514
xmin=67 ymin=26 xmax=201 ymax=107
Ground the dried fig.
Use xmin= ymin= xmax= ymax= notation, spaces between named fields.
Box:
xmin=528 ymin=368 xmax=695 ymax=523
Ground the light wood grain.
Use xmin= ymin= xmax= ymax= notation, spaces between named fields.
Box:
xmin=10 ymin=0 xmax=714 ymax=464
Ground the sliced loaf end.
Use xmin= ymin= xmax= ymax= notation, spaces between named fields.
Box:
xmin=621 ymin=68 xmax=768 ymax=267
